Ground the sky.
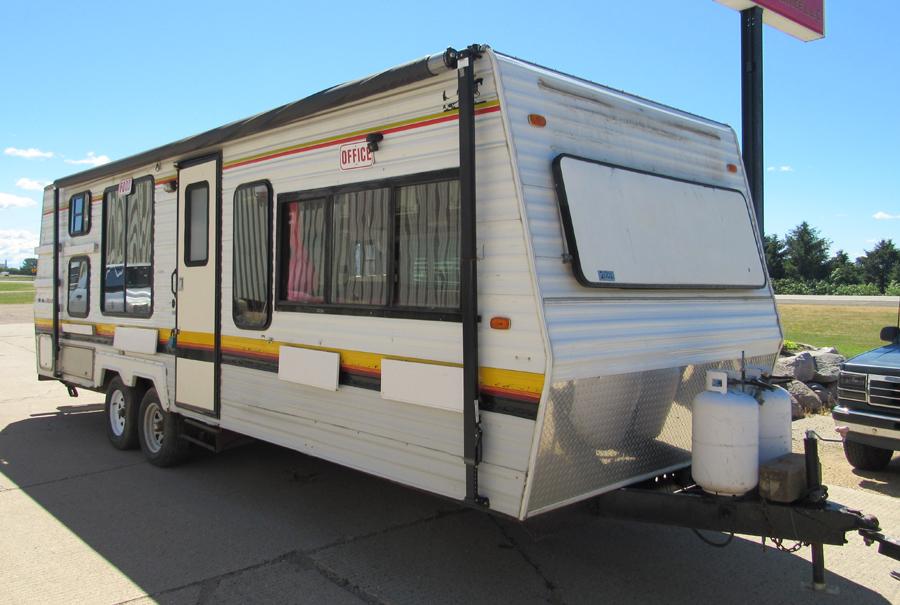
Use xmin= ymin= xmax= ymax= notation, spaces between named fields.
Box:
xmin=0 ymin=1 xmax=897 ymax=266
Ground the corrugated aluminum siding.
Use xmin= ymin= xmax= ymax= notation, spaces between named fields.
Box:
xmin=491 ymin=52 xmax=783 ymax=516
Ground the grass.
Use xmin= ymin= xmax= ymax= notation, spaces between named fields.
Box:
xmin=0 ymin=275 xmax=35 ymax=281
xmin=0 ymin=280 xmax=35 ymax=305
xmin=777 ymin=303 xmax=899 ymax=358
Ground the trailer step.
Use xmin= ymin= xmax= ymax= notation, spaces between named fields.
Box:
xmin=180 ymin=417 xmax=253 ymax=453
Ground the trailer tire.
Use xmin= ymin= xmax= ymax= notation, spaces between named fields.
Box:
xmin=138 ymin=388 xmax=190 ymax=467
xmin=842 ymin=439 xmax=893 ymax=471
xmin=105 ymin=376 xmax=140 ymax=450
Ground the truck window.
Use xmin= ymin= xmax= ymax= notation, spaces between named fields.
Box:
xmin=102 ymin=176 xmax=154 ymax=316
xmin=233 ymin=181 xmax=273 ymax=329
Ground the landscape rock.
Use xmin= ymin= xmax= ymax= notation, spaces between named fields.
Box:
xmin=806 ymin=382 xmax=839 ymax=408
xmin=786 ymin=380 xmax=822 ymax=415
xmin=810 ymin=351 xmax=845 ymax=384
xmin=774 ymin=352 xmax=816 ymax=382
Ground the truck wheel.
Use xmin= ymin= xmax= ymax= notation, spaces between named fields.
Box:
xmin=105 ymin=377 xmax=139 ymax=450
xmin=842 ymin=439 xmax=893 ymax=471
xmin=138 ymin=388 xmax=189 ymax=467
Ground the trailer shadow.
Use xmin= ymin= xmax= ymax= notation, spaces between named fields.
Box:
xmin=0 ymin=402 xmax=893 ymax=605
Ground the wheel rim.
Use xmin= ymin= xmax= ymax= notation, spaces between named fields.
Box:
xmin=109 ymin=390 xmax=126 ymax=437
xmin=143 ymin=401 xmax=164 ymax=454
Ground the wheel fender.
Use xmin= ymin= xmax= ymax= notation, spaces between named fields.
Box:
xmin=95 ymin=353 xmax=172 ymax=410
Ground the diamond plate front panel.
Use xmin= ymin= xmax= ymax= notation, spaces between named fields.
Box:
xmin=526 ymin=355 xmax=776 ymax=514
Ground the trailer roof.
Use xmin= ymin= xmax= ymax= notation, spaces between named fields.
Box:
xmin=53 ymin=52 xmax=447 ymax=188
xmin=54 ymin=46 xmax=730 ymax=189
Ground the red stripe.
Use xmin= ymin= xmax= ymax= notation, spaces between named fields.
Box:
xmin=224 ymin=104 xmax=500 ymax=171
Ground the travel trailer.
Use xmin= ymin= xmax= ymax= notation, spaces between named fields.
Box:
xmin=34 ymin=45 xmax=782 ymax=520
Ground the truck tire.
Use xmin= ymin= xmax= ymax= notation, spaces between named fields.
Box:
xmin=842 ymin=439 xmax=893 ymax=471
xmin=138 ymin=388 xmax=190 ymax=467
xmin=105 ymin=376 xmax=139 ymax=450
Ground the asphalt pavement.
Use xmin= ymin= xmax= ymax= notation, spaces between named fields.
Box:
xmin=1 ymin=321 xmax=897 ymax=605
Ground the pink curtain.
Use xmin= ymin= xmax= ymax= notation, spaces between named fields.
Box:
xmin=285 ymin=204 xmax=323 ymax=302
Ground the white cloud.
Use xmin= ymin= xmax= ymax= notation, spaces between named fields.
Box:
xmin=4 ymin=147 xmax=54 ymax=159
xmin=0 ymin=229 xmax=39 ymax=265
xmin=766 ymin=165 xmax=794 ymax=173
xmin=64 ymin=152 xmax=110 ymax=167
xmin=0 ymin=192 xmax=37 ymax=209
xmin=16 ymin=177 xmax=48 ymax=191
xmin=873 ymin=211 xmax=900 ymax=221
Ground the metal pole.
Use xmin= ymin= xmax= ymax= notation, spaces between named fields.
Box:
xmin=458 ymin=45 xmax=487 ymax=507
xmin=52 ymin=187 xmax=60 ymax=378
xmin=804 ymin=432 xmax=827 ymax=591
xmin=741 ymin=6 xmax=764 ymax=235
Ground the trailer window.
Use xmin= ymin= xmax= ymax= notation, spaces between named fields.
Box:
xmin=276 ymin=169 xmax=460 ymax=319
xmin=68 ymin=191 xmax=91 ymax=236
xmin=396 ymin=181 xmax=460 ymax=308
xmin=67 ymin=256 xmax=90 ymax=318
xmin=552 ymin=155 xmax=766 ymax=289
xmin=102 ymin=177 xmax=154 ymax=316
xmin=185 ymin=182 xmax=209 ymax=266
xmin=331 ymin=188 xmax=390 ymax=305
xmin=233 ymin=181 xmax=272 ymax=330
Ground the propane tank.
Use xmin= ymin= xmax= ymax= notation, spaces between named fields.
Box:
xmin=692 ymin=371 xmax=759 ymax=496
xmin=757 ymin=385 xmax=792 ymax=464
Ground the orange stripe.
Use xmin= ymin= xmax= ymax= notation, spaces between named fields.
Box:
xmin=224 ymin=103 xmax=500 ymax=171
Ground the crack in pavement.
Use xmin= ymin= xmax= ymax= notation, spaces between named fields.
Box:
xmin=0 ymin=460 xmax=145 ymax=493
xmin=489 ymin=515 xmax=566 ymax=605
xmin=115 ymin=506 xmax=470 ymax=605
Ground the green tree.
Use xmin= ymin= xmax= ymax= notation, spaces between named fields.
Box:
xmin=763 ymin=234 xmax=786 ymax=279
xmin=20 ymin=257 xmax=37 ymax=275
xmin=784 ymin=222 xmax=830 ymax=281
xmin=858 ymin=239 xmax=899 ymax=294
xmin=827 ymin=250 xmax=861 ymax=285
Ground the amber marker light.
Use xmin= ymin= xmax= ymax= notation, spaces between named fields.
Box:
xmin=490 ymin=316 xmax=511 ymax=330
xmin=527 ymin=114 xmax=547 ymax=127
xmin=726 ymin=163 xmax=739 ymax=173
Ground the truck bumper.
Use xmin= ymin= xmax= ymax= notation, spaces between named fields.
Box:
xmin=833 ymin=405 xmax=900 ymax=451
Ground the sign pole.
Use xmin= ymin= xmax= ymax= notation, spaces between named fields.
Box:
xmin=741 ymin=6 xmax=765 ymax=235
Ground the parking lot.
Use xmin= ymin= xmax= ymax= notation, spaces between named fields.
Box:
xmin=1 ymin=313 xmax=897 ymax=604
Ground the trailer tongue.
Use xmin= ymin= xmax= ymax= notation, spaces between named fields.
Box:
xmin=590 ymin=430 xmax=899 ymax=590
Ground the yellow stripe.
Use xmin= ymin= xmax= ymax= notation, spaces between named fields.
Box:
xmin=38 ymin=319 xmax=543 ymax=396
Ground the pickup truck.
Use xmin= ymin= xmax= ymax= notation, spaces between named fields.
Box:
xmin=834 ymin=325 xmax=900 ymax=471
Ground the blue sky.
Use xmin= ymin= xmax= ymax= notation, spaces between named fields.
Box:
xmin=1 ymin=1 xmax=897 ymax=266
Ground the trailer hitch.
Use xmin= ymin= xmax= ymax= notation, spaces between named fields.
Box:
xmin=590 ymin=432 xmax=897 ymax=589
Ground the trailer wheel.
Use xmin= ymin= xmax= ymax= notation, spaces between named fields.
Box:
xmin=105 ymin=377 xmax=139 ymax=450
xmin=138 ymin=388 xmax=189 ymax=467
xmin=842 ymin=439 xmax=893 ymax=471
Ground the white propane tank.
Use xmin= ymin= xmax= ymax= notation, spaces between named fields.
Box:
xmin=692 ymin=371 xmax=760 ymax=496
xmin=758 ymin=385 xmax=792 ymax=464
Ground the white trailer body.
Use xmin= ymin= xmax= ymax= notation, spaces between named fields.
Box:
xmin=34 ymin=46 xmax=782 ymax=519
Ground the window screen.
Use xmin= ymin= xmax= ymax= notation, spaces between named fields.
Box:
xmin=185 ymin=182 xmax=209 ymax=265
xmin=67 ymin=256 xmax=90 ymax=317
xmin=233 ymin=182 xmax=272 ymax=329
xmin=103 ymin=177 xmax=153 ymax=315
xmin=69 ymin=192 xmax=91 ymax=236
xmin=277 ymin=171 xmax=459 ymax=318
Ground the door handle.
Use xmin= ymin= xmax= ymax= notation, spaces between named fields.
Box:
xmin=170 ymin=269 xmax=177 ymax=296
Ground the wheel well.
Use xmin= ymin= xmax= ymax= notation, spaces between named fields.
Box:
xmin=99 ymin=370 xmax=155 ymax=397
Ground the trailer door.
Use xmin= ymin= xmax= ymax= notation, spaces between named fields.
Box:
xmin=175 ymin=154 xmax=221 ymax=416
